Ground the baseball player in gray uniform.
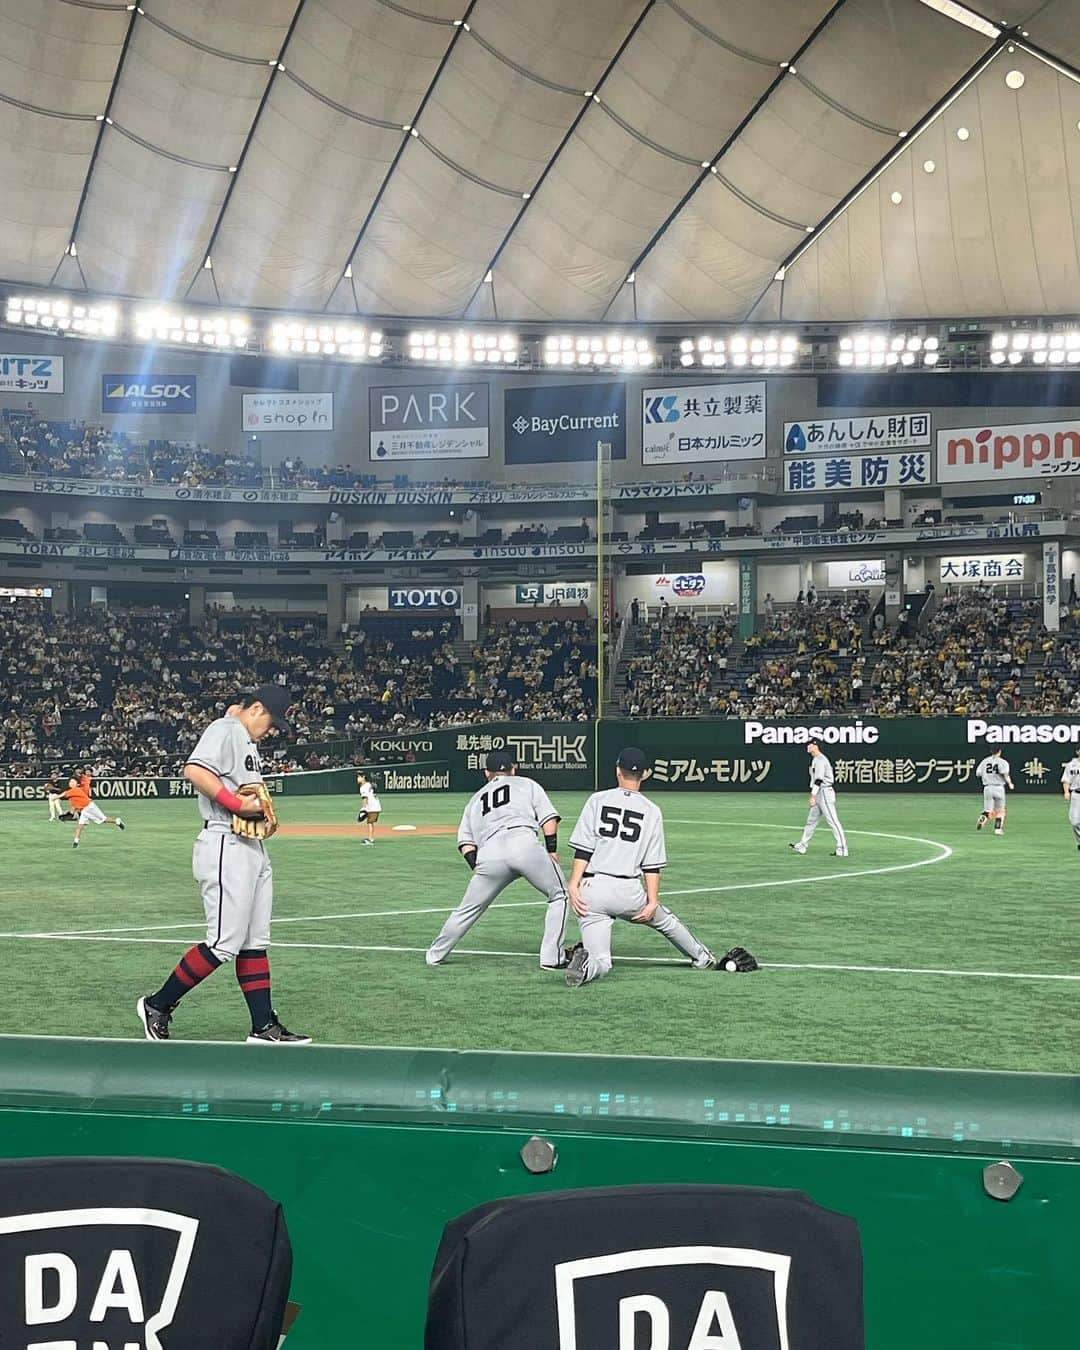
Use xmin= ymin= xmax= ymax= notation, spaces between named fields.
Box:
xmin=426 ymin=749 xmax=570 ymax=968
xmin=564 ymin=746 xmax=757 ymax=986
xmin=136 ymin=685 xmax=311 ymax=1044
xmin=975 ymin=752 xmax=1013 ymax=836
xmin=790 ymin=739 xmax=848 ymax=857
xmin=1062 ymin=748 xmax=1080 ymax=848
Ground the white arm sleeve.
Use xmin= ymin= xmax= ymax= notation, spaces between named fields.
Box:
xmin=185 ymin=720 xmax=238 ymax=782
xmin=457 ymin=798 xmax=479 ymax=849
xmin=532 ymin=780 xmax=560 ymax=826
xmin=641 ymin=810 xmax=668 ymax=870
xmin=570 ymin=796 xmax=599 ymax=855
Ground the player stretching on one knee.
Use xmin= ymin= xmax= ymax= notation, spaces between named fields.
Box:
xmin=976 ymin=751 xmax=1013 ymax=837
xmin=136 ymin=685 xmax=310 ymax=1045
xmin=564 ymin=746 xmax=756 ymax=987
xmin=790 ymin=738 xmax=848 ymax=857
xmin=426 ymin=749 xmax=569 ymax=969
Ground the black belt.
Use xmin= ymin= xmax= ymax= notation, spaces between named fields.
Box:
xmin=583 ymin=871 xmax=637 ymax=879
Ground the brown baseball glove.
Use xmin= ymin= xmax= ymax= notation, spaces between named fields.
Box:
xmin=231 ymin=781 xmax=278 ymax=840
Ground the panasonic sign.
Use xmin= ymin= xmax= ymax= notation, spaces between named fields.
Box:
xmin=967 ymin=719 xmax=1080 ymax=744
xmin=744 ymin=721 xmax=881 ymax=745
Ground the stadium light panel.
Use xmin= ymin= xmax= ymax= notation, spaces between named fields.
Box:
xmin=923 ymin=351 xmax=939 ymax=365
xmin=991 ymin=332 xmax=1008 ymax=349
xmin=916 ymin=0 xmax=1000 ymax=39
xmin=1008 ymin=350 xmax=1023 ymax=364
xmin=1033 ymin=349 xmax=1048 ymax=364
xmin=680 ymin=352 xmax=694 ymax=366
xmin=1011 ymin=333 xmax=1030 ymax=350
xmin=990 ymin=350 xmax=1006 ymax=364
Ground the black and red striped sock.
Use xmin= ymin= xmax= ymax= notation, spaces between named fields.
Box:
xmin=148 ymin=943 xmax=222 ymax=1010
xmin=236 ymin=949 xmax=273 ymax=1029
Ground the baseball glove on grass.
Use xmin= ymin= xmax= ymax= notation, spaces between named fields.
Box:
xmin=232 ymin=782 xmax=278 ymax=839
xmin=717 ymin=946 xmax=759 ymax=973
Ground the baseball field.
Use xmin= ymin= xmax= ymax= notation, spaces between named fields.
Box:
xmin=2 ymin=790 xmax=1075 ymax=1072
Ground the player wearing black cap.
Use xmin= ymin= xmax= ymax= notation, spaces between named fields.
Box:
xmin=136 ymin=685 xmax=311 ymax=1044
xmin=425 ymin=749 xmax=571 ymax=969
xmin=564 ymin=747 xmax=758 ymax=986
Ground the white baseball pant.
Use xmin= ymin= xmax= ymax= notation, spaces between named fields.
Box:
xmin=195 ymin=827 xmax=272 ymax=962
xmin=798 ymin=786 xmax=848 ymax=853
xmin=573 ymin=873 xmax=711 ymax=983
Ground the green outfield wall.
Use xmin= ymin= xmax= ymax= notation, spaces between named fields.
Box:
xmin=0 ymin=1037 xmax=1075 ymax=1349
xmin=5 ymin=717 xmax=1080 ymax=799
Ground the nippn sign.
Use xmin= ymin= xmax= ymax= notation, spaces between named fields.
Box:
xmin=937 ymin=420 xmax=1080 ymax=482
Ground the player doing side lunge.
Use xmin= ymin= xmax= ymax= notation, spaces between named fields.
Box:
xmin=426 ymin=749 xmax=570 ymax=969
xmin=790 ymin=739 xmax=848 ymax=858
xmin=136 ymin=685 xmax=310 ymax=1044
xmin=564 ymin=747 xmax=757 ymax=987
xmin=975 ymin=751 xmax=1014 ymax=837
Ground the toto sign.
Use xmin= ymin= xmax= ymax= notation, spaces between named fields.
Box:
xmin=388 ymin=586 xmax=461 ymax=610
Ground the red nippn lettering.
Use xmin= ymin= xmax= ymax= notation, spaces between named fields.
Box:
xmin=946 ymin=427 xmax=1080 ymax=471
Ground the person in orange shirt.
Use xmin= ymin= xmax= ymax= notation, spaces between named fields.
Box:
xmin=62 ymin=777 xmax=125 ymax=849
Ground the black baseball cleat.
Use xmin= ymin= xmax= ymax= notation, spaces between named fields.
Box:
xmin=831 ymin=850 xmax=849 ymax=857
xmin=246 ymin=1015 xmax=312 ymax=1045
xmin=564 ymin=943 xmax=588 ymax=988
xmin=136 ymin=995 xmax=174 ymax=1041
xmin=71 ymin=840 xmax=79 ymax=849
xmin=116 ymin=818 xmax=126 ymax=831
xmin=541 ymin=944 xmax=577 ymax=971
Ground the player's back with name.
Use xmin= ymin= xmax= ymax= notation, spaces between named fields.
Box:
xmin=571 ymin=787 xmax=666 ymax=875
xmin=459 ymin=773 xmax=557 ymax=849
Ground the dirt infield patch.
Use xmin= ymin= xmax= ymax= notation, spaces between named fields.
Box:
xmin=276 ymin=822 xmax=455 ymax=839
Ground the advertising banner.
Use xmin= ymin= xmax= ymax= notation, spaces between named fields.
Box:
xmin=597 ymin=718 xmax=1080 ymax=793
xmin=642 ymin=382 xmax=766 ymax=465
xmin=387 ymin=585 xmax=461 ymax=610
xmin=784 ymin=451 xmax=931 ymax=493
xmin=505 ymin=383 xmax=626 ymax=464
xmin=938 ymin=554 xmax=1025 ymax=583
xmin=515 ymin=583 xmax=591 ymax=605
xmin=365 ymin=722 xmax=595 ymax=792
xmin=937 ymin=419 xmax=1080 ymax=482
xmin=369 ymin=383 xmax=489 ymax=461
xmin=102 ymin=375 xmax=195 ymax=414
xmin=242 ymin=392 xmax=333 ymax=432
xmin=0 ymin=353 xmax=63 ymax=394
xmin=1044 ymin=542 xmax=1061 ymax=631
xmin=784 ymin=413 xmax=930 ymax=454
xmin=634 ymin=570 xmax=731 ymax=605
xmin=826 ymin=560 xmax=885 ymax=587
xmin=738 ymin=557 xmax=757 ymax=639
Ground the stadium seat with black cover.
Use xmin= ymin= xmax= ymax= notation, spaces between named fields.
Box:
xmin=426 ymin=1183 xmax=862 ymax=1350
xmin=0 ymin=1156 xmax=292 ymax=1349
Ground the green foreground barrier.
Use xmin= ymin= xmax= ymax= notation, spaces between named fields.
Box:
xmin=6 ymin=716 xmax=1080 ymax=798
xmin=0 ymin=1036 xmax=1075 ymax=1348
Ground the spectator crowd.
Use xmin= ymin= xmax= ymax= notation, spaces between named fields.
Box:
xmin=0 ymin=603 xmax=596 ymax=779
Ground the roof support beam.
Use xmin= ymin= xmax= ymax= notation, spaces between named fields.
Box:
xmin=602 ymin=0 xmax=851 ymax=319
xmin=756 ymin=31 xmax=1009 ymax=321
xmin=459 ymin=0 xmax=657 ymax=320
xmin=325 ymin=0 xmax=480 ymax=312
xmin=50 ymin=4 xmax=141 ymax=288
xmin=184 ymin=0 xmax=309 ymax=299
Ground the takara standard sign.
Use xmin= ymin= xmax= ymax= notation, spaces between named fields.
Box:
xmin=784 ymin=412 xmax=931 ymax=453
xmin=642 ymin=382 xmax=765 ymax=465
xmin=370 ymin=383 xmax=489 ymax=461
xmin=0 ymin=353 xmax=63 ymax=394
xmin=784 ymin=451 xmax=931 ymax=492
xmin=242 ymin=392 xmax=333 ymax=432
xmin=937 ymin=420 xmax=1080 ymax=482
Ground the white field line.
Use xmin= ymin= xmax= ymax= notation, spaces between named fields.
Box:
xmin=2 ymin=823 xmax=952 ymax=940
xmin=0 ymin=931 xmax=1072 ymax=983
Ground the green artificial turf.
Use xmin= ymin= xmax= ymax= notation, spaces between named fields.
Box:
xmin=1 ymin=790 xmax=1076 ymax=1071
